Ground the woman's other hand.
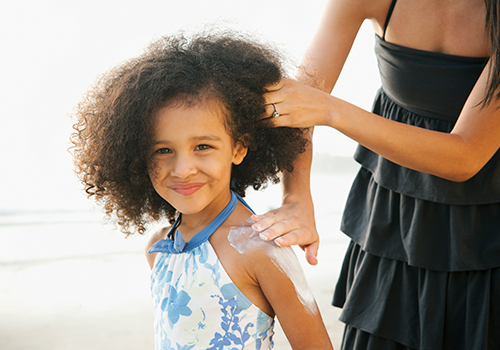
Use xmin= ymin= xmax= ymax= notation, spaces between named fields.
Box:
xmin=251 ymin=192 xmax=320 ymax=266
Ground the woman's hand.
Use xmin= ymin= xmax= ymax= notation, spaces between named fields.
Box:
xmin=251 ymin=193 xmax=320 ymax=265
xmin=263 ymin=77 xmax=336 ymax=129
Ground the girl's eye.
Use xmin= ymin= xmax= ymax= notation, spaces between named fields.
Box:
xmin=155 ymin=148 xmax=171 ymax=154
xmin=196 ymin=144 xmax=211 ymax=151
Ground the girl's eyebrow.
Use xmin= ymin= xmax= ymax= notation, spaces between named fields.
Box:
xmin=153 ymin=134 xmax=222 ymax=145
xmin=190 ymin=135 xmax=222 ymax=142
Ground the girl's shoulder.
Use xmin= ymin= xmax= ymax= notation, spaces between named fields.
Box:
xmin=211 ymin=206 xmax=333 ymax=349
xmin=145 ymin=226 xmax=171 ymax=270
xmin=209 ymin=202 xmax=278 ymax=316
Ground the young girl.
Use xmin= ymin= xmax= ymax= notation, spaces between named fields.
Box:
xmin=70 ymin=31 xmax=333 ymax=350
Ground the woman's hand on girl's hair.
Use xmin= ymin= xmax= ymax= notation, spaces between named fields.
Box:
xmin=263 ymin=77 xmax=335 ymax=129
xmin=251 ymin=195 xmax=320 ymax=265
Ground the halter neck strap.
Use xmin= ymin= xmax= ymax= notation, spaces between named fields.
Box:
xmin=148 ymin=191 xmax=253 ymax=254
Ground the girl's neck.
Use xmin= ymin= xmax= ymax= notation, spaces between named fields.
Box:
xmin=177 ymin=190 xmax=233 ymax=242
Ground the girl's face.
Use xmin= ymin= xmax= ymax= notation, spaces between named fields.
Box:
xmin=149 ymin=100 xmax=247 ymax=220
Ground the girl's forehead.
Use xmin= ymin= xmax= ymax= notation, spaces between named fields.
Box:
xmin=156 ymin=98 xmax=227 ymax=121
xmin=152 ymin=99 xmax=232 ymax=139
xmin=160 ymin=95 xmax=226 ymax=112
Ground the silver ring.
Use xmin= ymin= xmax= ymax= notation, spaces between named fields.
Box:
xmin=271 ymin=103 xmax=280 ymax=118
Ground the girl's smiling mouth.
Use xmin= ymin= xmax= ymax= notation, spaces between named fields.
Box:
xmin=168 ymin=183 xmax=204 ymax=196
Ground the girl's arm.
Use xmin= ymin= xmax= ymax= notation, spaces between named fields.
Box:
xmin=252 ymin=0 xmax=378 ymax=262
xmin=145 ymin=227 xmax=170 ymax=269
xmin=245 ymin=239 xmax=334 ymax=349
xmin=215 ymin=215 xmax=334 ymax=349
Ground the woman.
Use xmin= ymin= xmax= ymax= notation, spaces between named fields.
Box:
xmin=251 ymin=0 xmax=500 ymax=349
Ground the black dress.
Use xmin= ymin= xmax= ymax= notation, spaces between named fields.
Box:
xmin=332 ymin=1 xmax=500 ymax=349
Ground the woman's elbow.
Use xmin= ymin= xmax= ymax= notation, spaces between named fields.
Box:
xmin=446 ymin=172 xmax=476 ymax=182
xmin=442 ymin=160 xmax=484 ymax=182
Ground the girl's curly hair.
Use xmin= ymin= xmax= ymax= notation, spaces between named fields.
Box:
xmin=70 ymin=30 xmax=307 ymax=235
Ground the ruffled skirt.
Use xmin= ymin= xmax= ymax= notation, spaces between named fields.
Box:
xmin=334 ymin=89 xmax=500 ymax=349
xmin=341 ymin=167 xmax=500 ymax=272
xmin=333 ymin=241 xmax=500 ymax=350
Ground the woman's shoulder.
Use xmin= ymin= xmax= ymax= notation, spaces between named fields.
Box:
xmin=319 ymin=0 xmax=397 ymax=41
xmin=330 ymin=0 xmax=395 ymax=18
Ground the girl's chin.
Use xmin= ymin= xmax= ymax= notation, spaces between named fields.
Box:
xmin=173 ymin=202 xmax=224 ymax=219
xmin=170 ymin=201 xmax=209 ymax=216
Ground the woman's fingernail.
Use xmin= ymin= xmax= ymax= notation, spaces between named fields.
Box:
xmin=274 ymin=238 xmax=282 ymax=247
xmin=259 ymin=233 xmax=269 ymax=241
xmin=252 ymin=224 xmax=262 ymax=231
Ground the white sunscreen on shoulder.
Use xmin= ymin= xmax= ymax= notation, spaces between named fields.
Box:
xmin=228 ymin=223 xmax=318 ymax=314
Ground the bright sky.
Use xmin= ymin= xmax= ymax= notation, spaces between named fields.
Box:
xmin=0 ymin=0 xmax=380 ymax=211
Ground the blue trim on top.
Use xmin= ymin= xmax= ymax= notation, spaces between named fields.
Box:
xmin=148 ymin=191 xmax=254 ymax=254
xmin=235 ymin=192 xmax=254 ymax=214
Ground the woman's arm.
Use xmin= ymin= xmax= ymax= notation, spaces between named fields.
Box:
xmin=262 ymin=0 xmax=500 ymax=182
xmin=266 ymin=61 xmax=500 ymax=182
xmin=334 ymin=63 xmax=500 ymax=181
xmin=256 ymin=0 xmax=500 ymax=250
xmin=295 ymin=0 xmax=377 ymax=92
xmin=252 ymin=0 xmax=376 ymax=264
xmin=252 ymin=132 xmax=319 ymax=264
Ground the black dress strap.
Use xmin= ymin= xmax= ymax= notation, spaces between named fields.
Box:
xmin=382 ymin=0 xmax=398 ymax=41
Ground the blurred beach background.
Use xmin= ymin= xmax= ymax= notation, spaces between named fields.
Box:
xmin=0 ymin=0 xmax=380 ymax=349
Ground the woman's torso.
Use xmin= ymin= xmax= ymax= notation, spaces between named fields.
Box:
xmin=360 ymin=0 xmax=496 ymax=206
xmin=369 ymin=0 xmax=489 ymax=59
xmin=342 ymin=0 xmax=500 ymax=271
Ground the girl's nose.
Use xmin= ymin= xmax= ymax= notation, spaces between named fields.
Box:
xmin=170 ymin=154 xmax=197 ymax=178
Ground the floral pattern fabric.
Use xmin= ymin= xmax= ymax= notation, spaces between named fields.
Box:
xmin=151 ymin=241 xmax=275 ymax=350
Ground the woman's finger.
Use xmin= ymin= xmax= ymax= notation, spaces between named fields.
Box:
xmin=259 ymin=220 xmax=297 ymax=242
xmin=303 ymin=242 xmax=319 ymax=265
xmin=253 ymin=210 xmax=317 ymax=243
xmin=265 ymin=227 xmax=319 ymax=265
xmin=271 ymin=227 xmax=310 ymax=246
xmin=264 ymin=79 xmax=285 ymax=92
xmin=272 ymin=229 xmax=319 ymax=265
xmin=251 ymin=203 xmax=320 ymax=265
xmin=253 ymin=196 xmax=316 ymax=238
xmin=264 ymin=102 xmax=288 ymax=121
xmin=250 ymin=212 xmax=273 ymax=226
xmin=251 ymin=210 xmax=285 ymax=239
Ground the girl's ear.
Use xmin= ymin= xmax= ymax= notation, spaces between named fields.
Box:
xmin=232 ymin=140 xmax=248 ymax=165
